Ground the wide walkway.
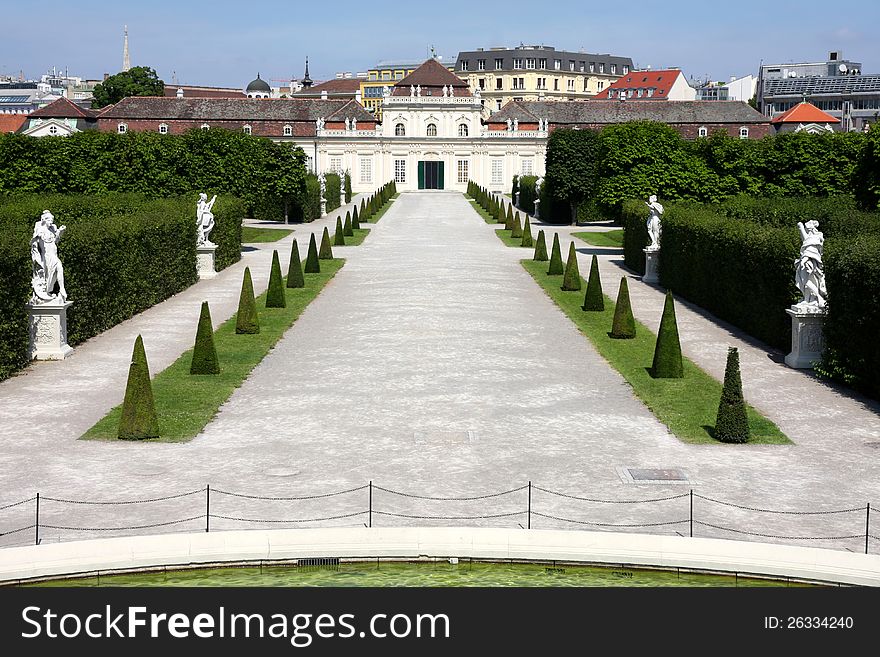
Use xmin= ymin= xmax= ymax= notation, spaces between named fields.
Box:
xmin=0 ymin=192 xmax=878 ymax=554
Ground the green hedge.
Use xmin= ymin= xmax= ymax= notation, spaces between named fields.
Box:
xmin=517 ymin=175 xmax=539 ymax=214
xmin=324 ymin=172 xmax=342 ymax=214
xmin=0 ymin=193 xmax=244 ymax=381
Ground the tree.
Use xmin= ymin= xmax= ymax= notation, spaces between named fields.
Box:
xmin=266 ymin=250 xmax=286 ymax=308
xmin=533 ymin=230 xmax=548 ymax=261
xmin=118 ymin=335 xmax=159 ymax=439
xmin=651 ymin=291 xmax=683 ymax=378
xmin=545 ymin=128 xmax=602 ymax=224
xmin=92 ymin=66 xmax=165 ymax=109
xmin=190 ymin=301 xmax=220 ymax=374
xmin=304 ymin=233 xmax=321 ymax=272
xmin=548 ymin=233 xmax=564 ymax=275
xmin=235 ymin=267 xmax=260 ymax=334
xmin=561 ymin=242 xmax=582 ymax=291
xmin=610 ymin=277 xmax=636 ymax=338
xmin=582 ymin=255 xmax=604 ymax=311
xmin=344 ymin=170 xmax=352 ymax=203
xmin=714 ymin=347 xmax=750 ymax=443
xmin=286 ymin=239 xmax=305 ymax=288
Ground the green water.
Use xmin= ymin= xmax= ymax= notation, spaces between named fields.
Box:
xmin=29 ymin=561 xmax=811 ymax=587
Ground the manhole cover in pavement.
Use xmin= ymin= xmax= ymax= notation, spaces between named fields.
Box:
xmin=618 ymin=467 xmax=690 ymax=484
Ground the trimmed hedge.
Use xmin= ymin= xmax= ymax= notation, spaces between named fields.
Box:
xmin=324 ymin=172 xmax=342 ymax=214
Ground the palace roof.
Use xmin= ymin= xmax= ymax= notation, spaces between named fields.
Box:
xmin=392 ymin=59 xmax=471 ymax=96
xmin=488 ymin=100 xmax=768 ymax=125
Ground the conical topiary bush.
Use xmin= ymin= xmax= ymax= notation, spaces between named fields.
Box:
xmin=334 ymin=217 xmax=346 ymax=246
xmin=714 ymin=347 xmax=750 ymax=443
xmin=118 ymin=335 xmax=159 ymax=440
xmin=534 ymin=230 xmax=548 ymax=261
xmin=505 ymin=204 xmax=514 ymax=230
xmin=511 ymin=214 xmax=523 ymax=239
xmin=266 ymin=249 xmax=286 ymax=308
xmin=561 ymin=242 xmax=582 ymax=291
xmin=521 ymin=214 xmax=533 ymax=248
xmin=352 ymin=206 xmax=360 ymax=230
xmin=610 ymin=277 xmax=636 ymax=339
xmin=235 ymin=266 xmax=260 ymax=334
xmin=548 ymin=233 xmax=564 ymax=275
xmin=304 ymin=233 xmax=320 ymax=273
xmin=360 ymin=199 xmax=367 ymax=221
xmin=319 ymin=226 xmax=334 ymax=259
xmin=286 ymin=239 xmax=304 ymax=288
xmin=343 ymin=211 xmax=353 ymax=237
xmin=582 ymin=255 xmax=604 ymax=311
xmin=651 ymin=291 xmax=684 ymax=378
xmin=190 ymin=301 xmax=220 ymax=375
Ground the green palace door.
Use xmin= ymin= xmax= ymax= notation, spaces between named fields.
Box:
xmin=417 ymin=161 xmax=444 ymax=190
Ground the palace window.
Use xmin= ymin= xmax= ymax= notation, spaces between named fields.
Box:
xmin=369 ymin=72 xmax=378 ymax=81
xmin=458 ymin=123 xmax=468 ymax=137
xmin=395 ymin=71 xmax=404 ymax=79
xmin=521 ymin=158 xmax=533 ymax=175
xmin=637 ymin=89 xmax=643 ymax=98
xmin=478 ymin=78 xmax=485 ymax=90
xmin=579 ymin=61 xmax=585 ymax=72
xmin=243 ymin=124 xmax=252 ymax=135
xmin=553 ymin=79 xmax=559 ymax=91
xmin=283 ymin=124 xmax=292 ymax=136
xmin=646 ymin=87 xmax=653 ymax=97
xmin=513 ymin=58 xmax=523 ymax=70
xmin=394 ymin=159 xmax=406 ymax=183
xmin=739 ymin=127 xmax=749 ymax=139
xmin=623 ymin=65 xmax=630 ymax=74
xmin=461 ymin=60 xmax=469 ymax=71
xmin=48 ymin=125 xmax=59 ymax=136
xmin=426 ymin=123 xmax=437 ymax=136
xmin=589 ymin=62 xmax=595 ymax=73
xmin=537 ymin=77 xmax=546 ymax=90
xmin=554 ymin=59 xmax=561 ymax=70
xmin=330 ymin=157 xmax=342 ymax=173
xmin=495 ymin=58 xmax=504 ymax=70
xmin=360 ymin=157 xmax=372 ymax=184
xmin=496 ymin=78 xmax=503 ymax=90
xmin=513 ymin=78 xmax=524 ymax=90
xmin=611 ymin=64 xmax=617 ymax=75
xmin=583 ymin=78 xmax=589 ymax=91
xmin=496 ymin=99 xmax=502 ymax=110
xmin=395 ymin=123 xmax=405 ymax=136
xmin=599 ymin=63 xmax=605 ymax=74
xmin=382 ymin=71 xmax=391 ymax=80
xmin=457 ymin=159 xmax=469 ymax=184
xmin=569 ymin=60 xmax=575 ymax=71
xmin=526 ymin=58 xmax=536 ymax=69
xmin=698 ymin=127 xmax=708 ymax=138
xmin=567 ymin=79 xmax=575 ymax=91
xmin=478 ymin=59 xmax=486 ymax=71
xmin=117 ymin=123 xmax=127 ymax=134
xmin=539 ymin=58 xmax=547 ymax=70
xmin=159 ymin=123 xmax=168 ymax=134
xmin=491 ymin=159 xmax=503 ymax=185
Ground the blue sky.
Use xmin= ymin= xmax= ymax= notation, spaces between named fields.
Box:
xmin=2 ymin=0 xmax=878 ymax=88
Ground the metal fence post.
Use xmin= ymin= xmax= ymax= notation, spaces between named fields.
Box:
xmin=35 ymin=493 xmax=40 ymax=546
xmin=369 ymin=481 xmax=372 ymax=528
xmin=527 ymin=481 xmax=532 ymax=530
xmin=689 ymin=489 xmax=694 ymax=538
xmin=206 ymin=485 xmax=211 ymax=533
xmin=867 ymin=503 xmax=871 ymax=555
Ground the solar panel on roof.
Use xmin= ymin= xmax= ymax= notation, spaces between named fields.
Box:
xmin=0 ymin=96 xmax=30 ymax=103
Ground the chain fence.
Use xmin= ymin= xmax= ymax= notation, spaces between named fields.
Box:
xmin=0 ymin=482 xmax=876 ymax=555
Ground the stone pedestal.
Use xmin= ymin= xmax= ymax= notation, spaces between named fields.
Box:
xmin=340 ymin=190 xmax=345 ymax=207
xmin=196 ymin=243 xmax=218 ymax=279
xmin=533 ymin=199 xmax=541 ymax=220
xmin=785 ymin=306 xmax=826 ymax=369
xmin=643 ymin=248 xmax=660 ymax=284
xmin=28 ymin=300 xmax=73 ymax=360
xmin=514 ymin=192 xmax=520 ymax=207
xmin=320 ymin=199 xmax=327 ymax=217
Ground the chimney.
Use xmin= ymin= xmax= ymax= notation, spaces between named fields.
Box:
xmin=321 ymin=90 xmax=328 ymax=99
xmin=103 ymin=72 xmax=110 ymax=81
xmin=176 ymin=87 xmax=184 ymax=98
xmin=355 ymin=89 xmax=362 ymax=103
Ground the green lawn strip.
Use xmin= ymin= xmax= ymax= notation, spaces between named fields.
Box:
xmin=521 ymin=260 xmax=789 ymax=445
xmin=338 ymin=227 xmax=371 ymax=246
xmin=466 ymin=196 xmax=502 ymax=225
xmin=494 ymin=228 xmax=530 ymax=248
xmin=367 ymin=194 xmax=399 ymax=223
xmin=241 ymin=226 xmax=294 ymax=243
xmin=82 ymin=259 xmax=345 ymax=443
xmin=573 ymin=230 xmax=623 ymax=248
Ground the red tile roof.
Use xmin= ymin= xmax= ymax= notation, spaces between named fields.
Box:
xmin=28 ymin=97 xmax=95 ymax=119
xmin=770 ymin=101 xmax=840 ymax=124
xmin=594 ymin=69 xmax=684 ymax=100
xmin=0 ymin=114 xmax=27 ymax=133
xmin=297 ymin=78 xmax=362 ymax=95
xmin=164 ymin=85 xmax=245 ymax=99
xmin=392 ymin=58 xmax=470 ymax=96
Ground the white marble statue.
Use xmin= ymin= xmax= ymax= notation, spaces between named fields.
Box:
xmin=794 ymin=220 xmax=827 ymax=309
xmin=410 ymin=85 xmax=415 ymax=97
xmin=196 ymin=193 xmax=217 ymax=247
xmin=534 ymin=176 xmax=543 ymax=196
xmin=442 ymin=85 xmax=448 ymax=97
xmin=319 ymin=173 xmax=326 ymax=197
xmin=449 ymin=86 xmax=454 ymax=97
xmin=30 ymin=210 xmax=67 ymax=304
xmin=645 ymin=195 xmax=664 ymax=250
xmin=352 ymin=118 xmax=357 ymax=131
xmin=506 ymin=118 xmax=512 ymax=131
xmin=416 ymin=85 xmax=421 ymax=97
xmin=513 ymin=118 xmax=518 ymax=131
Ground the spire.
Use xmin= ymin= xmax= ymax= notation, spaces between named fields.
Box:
xmin=302 ymin=57 xmax=313 ymax=89
xmin=122 ymin=25 xmax=130 ymax=72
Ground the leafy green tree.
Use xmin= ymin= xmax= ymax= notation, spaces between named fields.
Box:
xmin=545 ymin=128 xmax=602 ymax=224
xmin=92 ymin=66 xmax=165 ymax=109
xmin=714 ymin=347 xmax=750 ymax=442
xmin=190 ymin=302 xmax=220 ymax=374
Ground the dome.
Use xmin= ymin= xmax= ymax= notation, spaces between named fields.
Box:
xmin=246 ymin=73 xmax=271 ymax=93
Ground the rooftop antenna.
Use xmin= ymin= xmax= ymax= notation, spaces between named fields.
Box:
xmin=430 ymin=45 xmax=436 ymax=59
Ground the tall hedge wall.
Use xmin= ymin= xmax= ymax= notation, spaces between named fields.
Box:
xmin=324 ymin=172 xmax=342 ymax=214
xmin=621 ymin=198 xmax=651 ymax=274
xmin=0 ymin=193 xmax=244 ymax=381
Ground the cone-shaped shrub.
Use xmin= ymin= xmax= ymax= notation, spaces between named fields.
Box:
xmin=266 ymin=250 xmax=286 ymax=308
xmin=534 ymin=230 xmax=548 ymax=261
xmin=118 ymin=335 xmax=159 ymax=440
xmin=651 ymin=291 xmax=684 ymax=378
xmin=190 ymin=301 xmax=220 ymax=374
xmin=505 ymin=204 xmax=514 ymax=230
xmin=714 ymin=347 xmax=750 ymax=443
xmin=511 ymin=214 xmax=523 ymax=239
xmin=610 ymin=277 xmax=636 ymax=339
xmin=582 ymin=255 xmax=604 ymax=311
xmin=521 ymin=214 xmax=533 ymax=248
xmin=333 ymin=217 xmax=346 ymax=246
xmin=235 ymin=267 xmax=260 ymax=334
xmin=286 ymin=239 xmax=305 ymax=288
xmin=561 ymin=242 xmax=582 ymax=291
xmin=304 ymin=233 xmax=320 ymax=273
xmin=319 ymin=226 xmax=334 ymax=259
xmin=548 ymin=233 xmax=564 ymax=275
xmin=352 ymin=206 xmax=360 ymax=230
xmin=360 ymin=199 xmax=367 ymax=221
xmin=343 ymin=211 xmax=353 ymax=236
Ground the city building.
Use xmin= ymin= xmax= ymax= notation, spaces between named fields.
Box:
xmin=486 ymin=99 xmax=771 ymax=140
xmin=694 ymin=75 xmax=757 ymax=102
xmin=0 ymin=114 xmax=27 ymax=133
xmin=294 ymin=78 xmax=362 ymax=101
xmin=594 ymin=69 xmax=696 ymax=101
xmin=455 ymin=45 xmax=632 ymax=115
xmin=361 ymin=55 xmax=456 ymax=119
xmin=20 ymin=97 xmax=100 ymax=136
xmin=164 ymin=85 xmax=245 ymax=99
xmin=769 ymin=100 xmax=840 ymax=134
xmin=757 ymin=51 xmax=879 ymax=131
xmin=245 ymin=74 xmax=272 ymax=99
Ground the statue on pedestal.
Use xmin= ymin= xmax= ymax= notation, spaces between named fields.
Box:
xmin=196 ymin=193 xmax=217 ymax=246
xmin=645 ymin=195 xmax=664 ymax=250
xmin=794 ymin=220 xmax=827 ymax=309
xmin=30 ymin=210 xmax=67 ymax=303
